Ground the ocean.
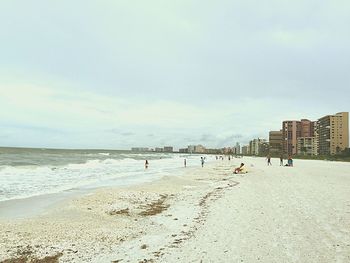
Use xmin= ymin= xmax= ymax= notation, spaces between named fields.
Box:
xmin=0 ymin=147 xmax=210 ymax=202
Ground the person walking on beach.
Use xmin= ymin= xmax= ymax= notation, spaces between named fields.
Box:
xmin=201 ymin=157 xmax=204 ymax=167
xmin=184 ymin=158 xmax=187 ymax=167
xmin=280 ymin=155 xmax=284 ymax=166
xmin=145 ymin=160 xmax=149 ymax=169
xmin=266 ymin=155 xmax=272 ymax=166
xmin=287 ymin=156 xmax=293 ymax=167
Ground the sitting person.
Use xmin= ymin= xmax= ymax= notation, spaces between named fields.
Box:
xmin=285 ymin=156 xmax=293 ymax=167
xmin=234 ymin=163 xmax=246 ymax=174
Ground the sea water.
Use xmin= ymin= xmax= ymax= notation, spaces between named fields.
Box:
xmin=0 ymin=147 xmax=211 ymax=202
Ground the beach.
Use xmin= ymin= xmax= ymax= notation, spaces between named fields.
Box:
xmin=1 ymin=157 xmax=350 ymax=263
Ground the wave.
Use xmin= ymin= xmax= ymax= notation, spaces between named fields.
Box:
xmin=98 ymin=152 xmax=110 ymax=156
xmin=0 ymin=154 xmax=211 ymax=202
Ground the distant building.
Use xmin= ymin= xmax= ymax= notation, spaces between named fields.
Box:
xmin=249 ymin=139 xmax=259 ymax=156
xmin=241 ymin=145 xmax=250 ymax=155
xmin=301 ymin=119 xmax=316 ymax=137
xmin=282 ymin=119 xmax=315 ymax=156
xmin=207 ymin=148 xmax=221 ymax=154
xmin=187 ymin=145 xmax=195 ymax=153
xmin=155 ymin=147 xmax=164 ymax=152
xmin=163 ymin=146 xmax=173 ymax=152
xmin=222 ymin=147 xmax=233 ymax=154
xmin=131 ymin=147 xmax=149 ymax=152
xmin=297 ymin=137 xmax=318 ymax=156
xmin=195 ymin=145 xmax=206 ymax=153
xmin=249 ymin=138 xmax=267 ymax=156
xmin=269 ymin=131 xmax=283 ymax=155
xmin=179 ymin=148 xmax=188 ymax=153
xmin=188 ymin=145 xmax=206 ymax=153
xmin=259 ymin=141 xmax=270 ymax=156
xmin=317 ymin=112 xmax=349 ymax=155
xmin=234 ymin=142 xmax=241 ymax=155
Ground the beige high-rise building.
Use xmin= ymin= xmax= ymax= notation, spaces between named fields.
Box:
xmin=317 ymin=112 xmax=349 ymax=155
xmin=297 ymin=137 xmax=318 ymax=156
xmin=269 ymin=130 xmax=283 ymax=155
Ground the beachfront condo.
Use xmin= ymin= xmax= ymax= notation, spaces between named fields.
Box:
xmin=282 ymin=119 xmax=315 ymax=156
xmin=317 ymin=112 xmax=349 ymax=155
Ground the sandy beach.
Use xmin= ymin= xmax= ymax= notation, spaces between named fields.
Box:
xmin=1 ymin=157 xmax=349 ymax=263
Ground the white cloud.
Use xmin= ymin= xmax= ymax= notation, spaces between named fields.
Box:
xmin=0 ymin=0 xmax=349 ymax=148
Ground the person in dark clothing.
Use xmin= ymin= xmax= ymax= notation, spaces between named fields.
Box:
xmin=280 ymin=155 xmax=284 ymax=166
xmin=266 ymin=155 xmax=272 ymax=166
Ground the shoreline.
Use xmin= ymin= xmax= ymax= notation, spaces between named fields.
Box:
xmin=0 ymin=163 xmax=199 ymax=221
xmin=0 ymin=160 xmax=238 ymax=262
xmin=0 ymin=189 xmax=90 ymax=220
xmin=1 ymin=157 xmax=349 ymax=262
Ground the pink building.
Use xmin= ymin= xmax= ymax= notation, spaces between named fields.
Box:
xmin=282 ymin=119 xmax=314 ymax=156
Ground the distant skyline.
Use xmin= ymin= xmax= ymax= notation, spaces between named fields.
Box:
xmin=1 ymin=1 xmax=349 ymax=149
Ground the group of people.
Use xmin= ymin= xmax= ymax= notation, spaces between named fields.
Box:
xmin=144 ymin=156 xmax=207 ymax=169
xmin=145 ymin=154 xmax=294 ymax=173
xmin=233 ymin=155 xmax=295 ymax=175
xmin=266 ymin=155 xmax=293 ymax=167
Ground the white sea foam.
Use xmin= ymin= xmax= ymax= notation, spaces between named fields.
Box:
xmin=98 ymin=152 xmax=110 ymax=156
xmin=0 ymin=153 xmax=212 ymax=202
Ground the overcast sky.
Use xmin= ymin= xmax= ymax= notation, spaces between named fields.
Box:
xmin=0 ymin=0 xmax=349 ymax=149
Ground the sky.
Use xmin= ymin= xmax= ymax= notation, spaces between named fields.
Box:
xmin=0 ymin=0 xmax=349 ymax=150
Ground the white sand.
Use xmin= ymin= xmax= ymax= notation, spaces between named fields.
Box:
xmin=0 ymin=157 xmax=349 ymax=263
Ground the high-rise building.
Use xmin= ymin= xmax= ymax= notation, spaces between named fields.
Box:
xmin=317 ymin=112 xmax=349 ymax=155
xmin=282 ymin=121 xmax=301 ymax=156
xmin=131 ymin=147 xmax=149 ymax=152
xmin=269 ymin=131 xmax=283 ymax=155
xmin=301 ymin=119 xmax=316 ymax=137
xmin=241 ymin=145 xmax=250 ymax=155
xmin=297 ymin=137 xmax=318 ymax=156
xmin=188 ymin=145 xmax=206 ymax=153
xmin=163 ymin=146 xmax=173 ymax=152
xmin=249 ymin=138 xmax=267 ymax=156
xmin=234 ymin=142 xmax=241 ymax=155
xmin=282 ymin=119 xmax=314 ymax=156
xmin=259 ymin=141 xmax=270 ymax=156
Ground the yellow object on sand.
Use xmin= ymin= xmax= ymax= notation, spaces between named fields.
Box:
xmin=240 ymin=167 xmax=248 ymax=173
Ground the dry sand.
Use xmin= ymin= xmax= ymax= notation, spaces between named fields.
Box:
xmin=0 ymin=157 xmax=349 ymax=263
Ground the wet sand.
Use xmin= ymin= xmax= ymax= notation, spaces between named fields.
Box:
xmin=0 ymin=157 xmax=349 ymax=263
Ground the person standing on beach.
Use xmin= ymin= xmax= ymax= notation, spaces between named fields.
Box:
xmin=201 ymin=157 xmax=204 ymax=167
xmin=266 ymin=155 xmax=272 ymax=166
xmin=184 ymin=159 xmax=187 ymax=167
xmin=280 ymin=155 xmax=284 ymax=166
xmin=145 ymin=160 xmax=149 ymax=169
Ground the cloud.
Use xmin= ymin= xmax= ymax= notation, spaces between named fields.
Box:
xmin=0 ymin=1 xmax=349 ymax=149
xmin=0 ymin=81 xmax=344 ymax=149
xmin=120 ymin=132 xmax=135 ymax=137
